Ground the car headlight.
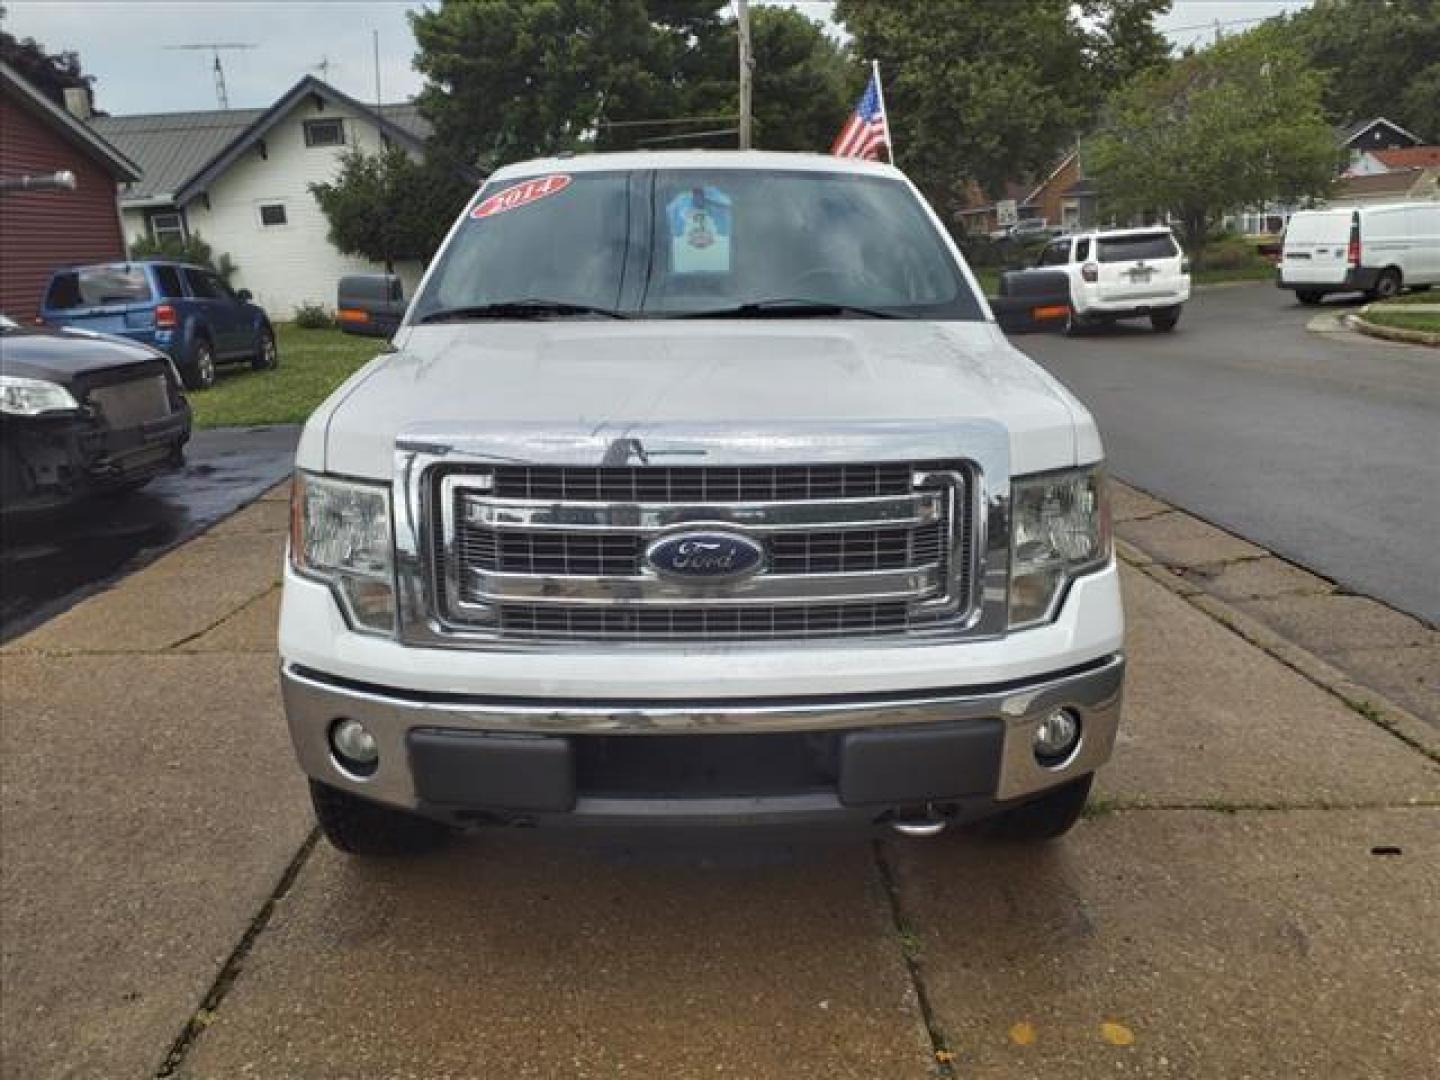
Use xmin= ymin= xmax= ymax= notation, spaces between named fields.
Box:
xmin=0 ymin=375 xmax=79 ymax=416
xmin=1008 ymin=465 xmax=1110 ymax=629
xmin=290 ymin=471 xmax=395 ymax=634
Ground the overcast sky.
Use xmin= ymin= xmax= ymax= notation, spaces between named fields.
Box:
xmin=2 ymin=0 xmax=1313 ymax=116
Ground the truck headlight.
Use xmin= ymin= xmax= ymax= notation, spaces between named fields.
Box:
xmin=0 ymin=375 xmax=79 ymax=416
xmin=290 ymin=471 xmax=395 ymax=634
xmin=1008 ymin=465 xmax=1110 ymax=629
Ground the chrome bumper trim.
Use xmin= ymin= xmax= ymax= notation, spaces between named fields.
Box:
xmin=282 ymin=654 xmax=1124 ymax=811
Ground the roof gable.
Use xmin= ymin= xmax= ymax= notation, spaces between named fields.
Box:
xmin=0 ymin=60 xmax=141 ymax=181
xmin=173 ymin=76 xmax=430 ymax=205
xmin=1340 ymin=116 xmax=1421 ymax=148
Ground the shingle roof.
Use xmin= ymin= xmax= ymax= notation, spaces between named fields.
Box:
xmin=88 ymin=78 xmax=432 ymax=205
xmin=1334 ymin=168 xmax=1424 ymax=197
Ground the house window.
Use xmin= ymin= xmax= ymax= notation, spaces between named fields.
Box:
xmin=303 ymin=118 xmax=345 ymax=148
xmin=147 ymin=210 xmax=186 ymax=245
xmin=259 ymin=203 xmax=288 ymax=227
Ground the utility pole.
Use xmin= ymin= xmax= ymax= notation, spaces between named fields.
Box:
xmin=373 ymin=29 xmax=382 ymax=107
xmin=737 ymin=0 xmax=753 ymax=150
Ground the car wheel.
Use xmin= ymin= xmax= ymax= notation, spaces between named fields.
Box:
xmin=1063 ymin=309 xmax=1087 ymax=336
xmin=251 ymin=326 xmax=279 ymax=371
xmin=982 ymin=773 xmax=1093 ymax=842
xmin=183 ymin=338 xmax=217 ymax=390
xmin=1296 ymin=290 xmax=1324 ymax=305
xmin=1150 ymin=306 xmax=1181 ymax=332
xmin=309 ymin=781 xmax=453 ymax=856
xmin=1367 ymin=268 xmax=1401 ymax=302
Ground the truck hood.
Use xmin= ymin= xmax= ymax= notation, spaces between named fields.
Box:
xmin=308 ymin=321 xmax=1096 ymax=478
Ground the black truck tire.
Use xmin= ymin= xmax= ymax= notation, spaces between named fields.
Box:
xmin=310 ymin=781 xmax=453 ymax=856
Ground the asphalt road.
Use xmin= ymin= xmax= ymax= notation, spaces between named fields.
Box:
xmin=1018 ymin=285 xmax=1440 ymax=625
xmin=0 ymin=424 xmax=298 ymax=642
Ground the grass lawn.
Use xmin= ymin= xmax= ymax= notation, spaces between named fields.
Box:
xmin=1379 ymin=289 xmax=1439 ymax=306
xmin=1191 ymin=262 xmax=1276 ymax=286
xmin=188 ymin=324 xmax=385 ymax=429
xmin=1364 ymin=307 xmax=1440 ymax=334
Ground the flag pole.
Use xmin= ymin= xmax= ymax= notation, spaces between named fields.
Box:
xmin=870 ymin=59 xmax=894 ymax=165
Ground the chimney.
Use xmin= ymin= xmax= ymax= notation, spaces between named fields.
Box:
xmin=63 ymin=86 xmax=92 ymax=122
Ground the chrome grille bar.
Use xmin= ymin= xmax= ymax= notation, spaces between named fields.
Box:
xmin=422 ymin=460 xmax=984 ymax=645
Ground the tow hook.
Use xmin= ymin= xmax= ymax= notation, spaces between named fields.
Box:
xmin=889 ymin=805 xmax=948 ymax=837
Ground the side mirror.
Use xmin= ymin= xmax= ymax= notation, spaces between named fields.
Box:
xmin=236 ymin=288 xmax=253 ymax=303
xmin=990 ymin=269 xmax=1072 ymax=335
xmin=337 ymin=273 xmax=406 ymax=338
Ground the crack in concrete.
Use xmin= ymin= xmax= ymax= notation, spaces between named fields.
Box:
xmin=165 ymin=584 xmax=281 ymax=651
xmin=871 ymin=840 xmax=957 ymax=1079
xmin=152 ymin=829 xmax=319 ymax=1079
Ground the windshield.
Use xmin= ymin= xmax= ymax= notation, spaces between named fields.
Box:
xmin=412 ymin=167 xmax=983 ymax=321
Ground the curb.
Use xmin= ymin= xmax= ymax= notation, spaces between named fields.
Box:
xmin=1349 ymin=310 xmax=1440 ymax=347
xmin=1114 ymin=540 xmax=1440 ymax=764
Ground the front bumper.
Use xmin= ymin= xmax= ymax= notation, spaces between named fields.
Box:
xmin=0 ymin=404 xmax=191 ymax=515
xmin=282 ymin=654 xmax=1124 ymax=827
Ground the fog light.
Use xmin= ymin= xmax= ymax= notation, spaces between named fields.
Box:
xmin=330 ymin=718 xmax=379 ymax=776
xmin=1033 ymin=708 xmax=1081 ymax=766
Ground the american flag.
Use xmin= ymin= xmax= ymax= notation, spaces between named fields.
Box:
xmin=831 ymin=67 xmax=890 ymax=161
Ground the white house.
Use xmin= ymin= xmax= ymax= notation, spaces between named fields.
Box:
xmin=85 ymin=77 xmax=463 ymax=317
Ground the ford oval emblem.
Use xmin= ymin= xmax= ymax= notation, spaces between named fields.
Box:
xmin=644 ymin=530 xmax=766 ymax=583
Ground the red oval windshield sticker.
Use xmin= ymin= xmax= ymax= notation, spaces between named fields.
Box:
xmin=470 ymin=174 xmax=572 ymax=219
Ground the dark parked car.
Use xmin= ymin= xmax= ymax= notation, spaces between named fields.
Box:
xmin=38 ymin=261 xmax=277 ymax=390
xmin=1 ymin=314 xmax=191 ymax=515
xmin=337 ymin=273 xmax=406 ymax=338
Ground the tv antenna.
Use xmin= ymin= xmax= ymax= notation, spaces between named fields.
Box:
xmin=312 ymin=55 xmax=340 ymax=82
xmin=166 ymin=42 xmax=257 ymax=109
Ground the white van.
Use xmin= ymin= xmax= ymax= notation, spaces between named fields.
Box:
xmin=1278 ymin=203 xmax=1440 ymax=304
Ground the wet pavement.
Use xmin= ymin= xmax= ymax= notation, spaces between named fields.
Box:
xmin=0 ymin=425 xmax=298 ymax=644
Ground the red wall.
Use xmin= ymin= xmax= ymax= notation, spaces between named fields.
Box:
xmin=0 ymin=92 xmax=127 ymax=322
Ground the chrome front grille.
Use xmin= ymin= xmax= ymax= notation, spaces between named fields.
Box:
xmin=430 ymin=462 xmax=978 ymax=645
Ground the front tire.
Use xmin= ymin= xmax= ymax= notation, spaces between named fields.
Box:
xmin=983 ymin=774 xmax=1093 ymax=841
xmin=309 ymin=781 xmax=452 ymax=856
xmin=1150 ymin=305 xmax=1181 ymax=332
xmin=183 ymin=337 xmax=216 ymax=390
xmin=251 ymin=326 xmax=278 ymax=371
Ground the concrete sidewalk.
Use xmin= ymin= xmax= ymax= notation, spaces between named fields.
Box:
xmin=2 ymin=482 xmax=1436 ymax=1079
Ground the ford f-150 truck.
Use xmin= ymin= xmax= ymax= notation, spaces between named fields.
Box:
xmin=281 ymin=152 xmax=1125 ymax=856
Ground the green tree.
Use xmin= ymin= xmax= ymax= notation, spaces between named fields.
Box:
xmin=127 ymin=230 xmax=238 ymax=283
xmin=309 ymin=145 xmax=473 ymax=269
xmin=408 ymin=1 xmax=852 ymax=166
xmin=1087 ymin=33 xmax=1337 ymax=254
xmin=0 ymin=4 xmax=96 ymax=111
xmin=1274 ymin=0 xmax=1440 ymax=140
xmin=410 ymin=1 xmax=720 ymax=170
xmin=833 ymin=0 xmax=1172 ymax=215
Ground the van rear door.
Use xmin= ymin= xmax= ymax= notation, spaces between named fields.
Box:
xmin=1093 ymin=231 xmax=1184 ymax=302
xmin=42 ymin=265 xmax=156 ymax=335
xmin=1281 ymin=211 xmax=1352 ymax=285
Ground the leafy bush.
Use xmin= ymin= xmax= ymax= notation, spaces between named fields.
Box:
xmin=128 ymin=230 xmax=238 ymax=283
xmin=293 ymin=302 xmax=334 ymax=330
xmin=1190 ymin=235 xmax=1268 ymax=272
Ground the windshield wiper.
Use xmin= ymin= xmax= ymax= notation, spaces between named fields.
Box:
xmin=672 ymin=298 xmax=900 ymax=320
xmin=418 ymin=299 xmax=628 ymax=323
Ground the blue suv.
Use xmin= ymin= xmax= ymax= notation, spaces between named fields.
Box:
xmin=39 ymin=261 xmax=278 ymax=389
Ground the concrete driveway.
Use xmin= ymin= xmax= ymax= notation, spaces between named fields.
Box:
xmin=1018 ymin=283 xmax=1440 ymax=625
xmin=2 ymin=484 xmax=1437 ymax=1079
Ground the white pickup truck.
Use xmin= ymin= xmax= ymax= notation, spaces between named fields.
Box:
xmin=281 ymin=152 xmax=1125 ymax=856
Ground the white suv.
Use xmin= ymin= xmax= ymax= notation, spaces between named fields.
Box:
xmin=1023 ymin=227 xmax=1190 ymax=333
